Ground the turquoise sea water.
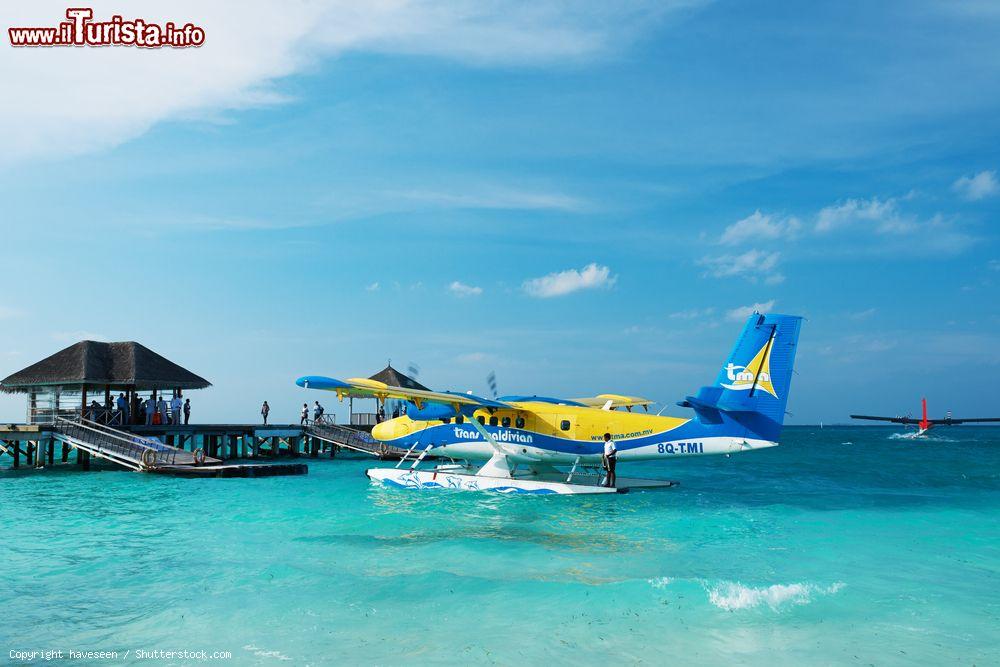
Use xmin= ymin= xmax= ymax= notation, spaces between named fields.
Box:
xmin=2 ymin=426 xmax=998 ymax=665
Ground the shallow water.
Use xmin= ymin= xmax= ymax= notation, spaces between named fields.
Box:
xmin=2 ymin=426 xmax=998 ymax=665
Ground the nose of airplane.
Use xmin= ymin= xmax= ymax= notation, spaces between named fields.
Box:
xmin=372 ymin=418 xmax=407 ymax=442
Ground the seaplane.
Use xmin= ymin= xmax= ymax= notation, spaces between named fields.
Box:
xmin=297 ymin=312 xmax=802 ymax=495
xmin=851 ymin=398 xmax=1000 ymax=438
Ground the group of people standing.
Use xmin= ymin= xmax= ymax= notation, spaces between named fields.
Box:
xmin=138 ymin=393 xmax=190 ymax=425
xmin=298 ymin=401 xmax=325 ymax=425
xmin=85 ymin=391 xmax=191 ymax=426
xmin=258 ymin=400 xmax=325 ymax=425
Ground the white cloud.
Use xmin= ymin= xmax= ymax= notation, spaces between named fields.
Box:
xmin=365 ymin=282 xmax=380 ymax=292
xmin=849 ymin=307 xmax=877 ymax=320
xmin=764 ymin=273 xmax=785 ymax=285
xmin=812 ymin=197 xmax=974 ymax=255
xmin=952 ymin=170 xmax=999 ymax=201
xmin=448 ymin=281 xmax=483 ymax=297
xmin=815 ymin=197 xmax=906 ymax=233
xmin=698 ymin=249 xmax=780 ymax=281
xmin=622 ymin=325 xmax=659 ymax=335
xmin=0 ymin=306 xmax=22 ymax=320
xmin=669 ymin=307 xmax=715 ymax=320
xmin=720 ymin=210 xmax=801 ymax=245
xmin=1 ymin=1 xmax=700 ymax=165
xmin=726 ymin=300 xmax=776 ymax=321
xmin=385 ymin=187 xmax=588 ymax=212
xmin=523 ymin=263 xmax=616 ymax=298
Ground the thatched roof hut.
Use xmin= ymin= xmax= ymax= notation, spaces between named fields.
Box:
xmin=368 ymin=364 xmax=428 ymax=391
xmin=0 ymin=341 xmax=211 ymax=393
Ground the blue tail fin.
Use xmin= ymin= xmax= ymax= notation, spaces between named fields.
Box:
xmin=679 ymin=312 xmax=802 ymax=441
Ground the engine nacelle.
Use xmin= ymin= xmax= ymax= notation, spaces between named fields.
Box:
xmin=405 ymin=401 xmax=458 ymax=421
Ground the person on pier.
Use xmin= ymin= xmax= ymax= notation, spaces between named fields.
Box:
xmin=314 ymin=400 xmax=325 ymax=424
xmin=143 ymin=397 xmax=153 ymax=425
xmin=261 ymin=401 xmax=270 ymax=425
xmin=116 ymin=393 xmax=128 ymax=424
xmin=170 ymin=393 xmax=183 ymax=425
xmin=301 ymin=403 xmax=308 ymax=425
xmin=183 ymin=398 xmax=191 ymax=425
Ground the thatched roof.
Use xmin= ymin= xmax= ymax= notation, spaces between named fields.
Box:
xmin=0 ymin=341 xmax=211 ymax=393
xmin=369 ymin=364 xmax=428 ymax=391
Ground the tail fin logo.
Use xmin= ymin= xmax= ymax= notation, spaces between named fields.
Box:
xmin=721 ymin=340 xmax=778 ymax=397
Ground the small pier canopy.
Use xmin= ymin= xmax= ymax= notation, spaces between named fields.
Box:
xmin=348 ymin=364 xmax=428 ymax=427
xmin=0 ymin=341 xmax=210 ymax=423
xmin=368 ymin=364 xmax=429 ymax=392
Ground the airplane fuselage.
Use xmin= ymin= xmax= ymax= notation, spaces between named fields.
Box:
xmin=372 ymin=401 xmax=777 ymax=464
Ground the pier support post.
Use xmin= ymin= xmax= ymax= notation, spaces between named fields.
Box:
xmin=62 ymin=443 xmax=69 ymax=462
xmin=26 ymin=443 xmax=35 ymax=466
xmin=47 ymin=441 xmax=54 ymax=466
xmin=271 ymin=436 xmax=278 ymax=458
xmin=13 ymin=444 xmax=20 ymax=469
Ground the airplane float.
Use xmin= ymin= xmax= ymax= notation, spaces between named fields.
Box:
xmin=297 ymin=312 xmax=802 ymax=495
xmin=851 ymin=398 xmax=1000 ymax=438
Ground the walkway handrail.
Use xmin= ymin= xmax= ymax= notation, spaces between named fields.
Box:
xmin=305 ymin=422 xmax=416 ymax=459
xmin=54 ymin=417 xmax=182 ymax=468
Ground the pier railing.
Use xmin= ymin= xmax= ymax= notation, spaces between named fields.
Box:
xmin=305 ymin=422 xmax=413 ymax=459
xmin=54 ymin=417 xmax=184 ymax=469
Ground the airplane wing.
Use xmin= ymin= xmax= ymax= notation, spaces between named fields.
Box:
xmin=850 ymin=415 xmax=919 ymax=424
xmin=572 ymin=394 xmax=655 ymax=410
xmin=296 ymin=375 xmax=512 ymax=410
xmin=927 ymin=417 xmax=1000 ymax=425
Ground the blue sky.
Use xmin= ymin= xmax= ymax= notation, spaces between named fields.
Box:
xmin=1 ymin=0 xmax=999 ymax=423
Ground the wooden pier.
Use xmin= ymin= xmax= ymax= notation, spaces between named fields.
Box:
xmin=0 ymin=418 xmax=416 ymax=477
xmin=0 ymin=340 xmax=423 ymax=478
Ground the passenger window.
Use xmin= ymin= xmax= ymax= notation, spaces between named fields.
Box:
xmin=477 ymin=416 xmax=485 ymax=425
xmin=515 ymin=417 xmax=525 ymax=429
xmin=489 ymin=416 xmax=499 ymax=426
xmin=560 ymin=420 xmax=571 ymax=431
xmin=441 ymin=417 xmax=451 ymax=424
xmin=456 ymin=415 xmax=464 ymax=424
xmin=502 ymin=416 xmax=511 ymax=428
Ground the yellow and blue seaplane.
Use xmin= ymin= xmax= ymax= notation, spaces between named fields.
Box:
xmin=297 ymin=313 xmax=802 ymax=495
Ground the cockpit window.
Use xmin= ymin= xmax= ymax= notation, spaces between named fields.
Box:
xmin=489 ymin=416 xmax=499 ymax=427
xmin=441 ymin=417 xmax=451 ymax=424
xmin=456 ymin=415 xmax=465 ymax=424
xmin=477 ymin=415 xmax=485 ymax=425
xmin=515 ymin=416 xmax=525 ymax=429
xmin=501 ymin=416 xmax=511 ymax=428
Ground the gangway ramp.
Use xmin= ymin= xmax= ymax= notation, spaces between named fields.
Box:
xmin=305 ymin=422 xmax=417 ymax=460
xmin=53 ymin=418 xmax=219 ymax=471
